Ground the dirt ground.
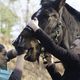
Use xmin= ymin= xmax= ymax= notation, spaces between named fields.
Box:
xmin=0 ymin=37 xmax=64 ymax=80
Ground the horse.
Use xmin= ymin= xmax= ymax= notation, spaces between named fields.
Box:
xmin=13 ymin=0 xmax=80 ymax=62
xmin=32 ymin=0 xmax=80 ymax=49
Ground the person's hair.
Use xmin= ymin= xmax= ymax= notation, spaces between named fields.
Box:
xmin=0 ymin=44 xmax=5 ymax=52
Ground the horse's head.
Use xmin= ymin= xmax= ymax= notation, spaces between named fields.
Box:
xmin=13 ymin=26 xmax=42 ymax=62
xmin=32 ymin=0 xmax=66 ymax=44
xmin=13 ymin=0 xmax=67 ymax=62
xmin=23 ymin=0 xmax=67 ymax=63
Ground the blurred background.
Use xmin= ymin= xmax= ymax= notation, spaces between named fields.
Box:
xmin=0 ymin=0 xmax=80 ymax=80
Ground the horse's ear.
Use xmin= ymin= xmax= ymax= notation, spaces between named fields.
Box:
xmin=41 ymin=0 xmax=49 ymax=5
xmin=53 ymin=0 xmax=66 ymax=11
xmin=55 ymin=0 xmax=66 ymax=12
xmin=40 ymin=0 xmax=66 ymax=11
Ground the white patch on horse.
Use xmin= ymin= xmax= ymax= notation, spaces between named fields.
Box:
xmin=51 ymin=0 xmax=56 ymax=2
xmin=36 ymin=9 xmax=41 ymax=17
xmin=73 ymin=39 xmax=80 ymax=47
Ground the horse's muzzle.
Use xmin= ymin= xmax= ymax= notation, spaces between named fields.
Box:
xmin=12 ymin=26 xmax=34 ymax=55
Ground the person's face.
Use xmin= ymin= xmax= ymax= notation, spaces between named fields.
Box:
xmin=0 ymin=48 xmax=7 ymax=69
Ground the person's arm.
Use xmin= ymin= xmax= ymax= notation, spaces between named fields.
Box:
xmin=27 ymin=18 xmax=80 ymax=64
xmin=43 ymin=54 xmax=61 ymax=80
xmin=35 ymin=29 xmax=80 ymax=63
xmin=9 ymin=54 xmax=25 ymax=80
xmin=46 ymin=64 xmax=61 ymax=80
xmin=9 ymin=69 xmax=22 ymax=80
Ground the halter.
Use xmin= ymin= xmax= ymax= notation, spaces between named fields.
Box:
xmin=25 ymin=6 xmax=65 ymax=63
xmin=50 ymin=20 xmax=63 ymax=44
xmin=49 ymin=7 xmax=64 ymax=44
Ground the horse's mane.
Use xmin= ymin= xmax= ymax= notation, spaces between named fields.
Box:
xmin=65 ymin=3 xmax=80 ymax=21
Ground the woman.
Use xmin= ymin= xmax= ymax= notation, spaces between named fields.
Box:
xmin=0 ymin=44 xmax=24 ymax=80
xmin=25 ymin=18 xmax=80 ymax=80
xmin=0 ymin=44 xmax=12 ymax=80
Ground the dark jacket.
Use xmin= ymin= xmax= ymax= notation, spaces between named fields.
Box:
xmin=46 ymin=64 xmax=61 ymax=80
xmin=9 ymin=69 xmax=22 ymax=80
xmin=34 ymin=29 xmax=80 ymax=80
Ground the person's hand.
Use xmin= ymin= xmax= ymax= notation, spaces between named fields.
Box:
xmin=43 ymin=53 xmax=54 ymax=68
xmin=27 ymin=18 xmax=40 ymax=32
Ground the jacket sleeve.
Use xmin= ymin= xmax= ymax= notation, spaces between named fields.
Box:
xmin=9 ymin=69 xmax=22 ymax=80
xmin=46 ymin=64 xmax=61 ymax=80
xmin=34 ymin=29 xmax=80 ymax=64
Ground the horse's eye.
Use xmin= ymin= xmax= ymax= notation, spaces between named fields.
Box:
xmin=43 ymin=14 xmax=49 ymax=18
xmin=53 ymin=14 xmax=57 ymax=18
xmin=45 ymin=15 xmax=49 ymax=18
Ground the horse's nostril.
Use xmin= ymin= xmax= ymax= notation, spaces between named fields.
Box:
xmin=43 ymin=61 xmax=47 ymax=64
xmin=24 ymin=55 xmax=36 ymax=62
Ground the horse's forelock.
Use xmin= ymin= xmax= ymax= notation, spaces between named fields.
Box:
xmin=41 ymin=0 xmax=56 ymax=5
xmin=36 ymin=9 xmax=42 ymax=18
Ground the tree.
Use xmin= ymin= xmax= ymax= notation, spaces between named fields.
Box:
xmin=0 ymin=3 xmax=18 ymax=37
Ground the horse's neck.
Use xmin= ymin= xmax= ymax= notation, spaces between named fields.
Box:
xmin=64 ymin=3 xmax=80 ymax=32
xmin=61 ymin=6 xmax=80 ymax=46
xmin=62 ymin=7 xmax=78 ymax=28
xmin=65 ymin=3 xmax=80 ymax=21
